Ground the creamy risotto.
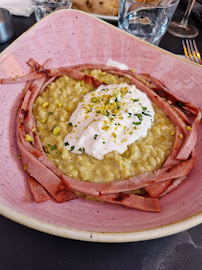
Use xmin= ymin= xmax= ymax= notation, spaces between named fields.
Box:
xmin=33 ymin=70 xmax=175 ymax=183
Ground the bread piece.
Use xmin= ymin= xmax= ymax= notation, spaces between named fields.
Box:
xmin=72 ymin=0 xmax=119 ymax=16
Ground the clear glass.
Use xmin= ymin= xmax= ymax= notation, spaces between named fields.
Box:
xmin=167 ymin=0 xmax=198 ymax=38
xmin=31 ymin=0 xmax=72 ymax=21
xmin=118 ymin=0 xmax=180 ymax=46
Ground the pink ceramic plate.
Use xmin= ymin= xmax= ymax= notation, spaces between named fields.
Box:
xmin=0 ymin=10 xmax=201 ymax=243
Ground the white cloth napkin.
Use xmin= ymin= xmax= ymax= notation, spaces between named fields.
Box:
xmin=0 ymin=0 xmax=33 ymax=17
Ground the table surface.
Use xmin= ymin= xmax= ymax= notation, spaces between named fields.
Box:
xmin=0 ymin=4 xmax=202 ymax=270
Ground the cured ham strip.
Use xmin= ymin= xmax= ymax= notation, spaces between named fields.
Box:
xmin=127 ymin=78 xmax=187 ymax=135
xmin=173 ymin=107 xmax=192 ymax=125
xmin=96 ymin=193 xmax=160 ymax=212
xmin=17 ymin=60 xmax=77 ymax=203
xmin=21 ymin=90 xmax=32 ymax=112
xmin=19 ymin=61 xmax=47 ymax=201
xmin=137 ymin=73 xmax=201 ymax=161
xmin=28 ymin=175 xmax=49 ymax=203
xmin=18 ymin=111 xmax=63 ymax=177
xmin=18 ymin=93 xmax=77 ymax=202
xmin=18 ymin=107 xmax=65 ymax=177
xmin=0 ymin=68 xmax=105 ymax=87
xmin=17 ymin=128 xmax=77 ymax=203
xmin=17 ymin=88 xmax=67 ymax=178
xmin=72 ymin=63 xmax=130 ymax=73
xmin=24 ymin=60 xmax=52 ymax=150
xmin=163 ymin=126 xmax=183 ymax=167
xmin=61 ymin=151 xmax=195 ymax=196
xmin=39 ymin=77 xmax=56 ymax=95
xmin=145 ymin=179 xmax=173 ymax=198
xmin=176 ymin=108 xmax=201 ymax=160
xmin=160 ymin=176 xmax=186 ymax=197
xmin=139 ymin=73 xmax=201 ymax=119
xmin=146 ymin=126 xmax=183 ymax=197
xmin=27 ymin=58 xmax=41 ymax=71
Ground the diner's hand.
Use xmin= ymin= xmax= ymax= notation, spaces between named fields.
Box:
xmin=0 ymin=0 xmax=33 ymax=17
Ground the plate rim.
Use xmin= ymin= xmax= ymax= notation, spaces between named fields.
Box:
xmin=1 ymin=203 xmax=202 ymax=243
xmin=90 ymin=13 xmax=118 ymax=22
xmin=0 ymin=9 xmax=201 ymax=243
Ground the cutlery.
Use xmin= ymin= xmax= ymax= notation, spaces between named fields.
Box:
xmin=182 ymin=39 xmax=202 ymax=65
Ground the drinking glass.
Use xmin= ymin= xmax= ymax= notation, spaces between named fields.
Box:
xmin=31 ymin=0 xmax=72 ymax=21
xmin=167 ymin=0 xmax=198 ymax=38
xmin=118 ymin=0 xmax=180 ymax=46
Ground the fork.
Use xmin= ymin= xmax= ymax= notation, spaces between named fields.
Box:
xmin=182 ymin=39 xmax=202 ymax=65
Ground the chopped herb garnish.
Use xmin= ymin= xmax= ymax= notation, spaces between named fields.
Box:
xmin=128 ymin=113 xmax=132 ymax=118
xmin=116 ymin=105 xmax=121 ymax=110
xmin=51 ymin=124 xmax=56 ymax=131
xmin=142 ymin=107 xmax=147 ymax=111
xmin=114 ymin=93 xmax=118 ymax=102
xmin=142 ymin=112 xmax=152 ymax=117
xmin=68 ymin=122 xmax=73 ymax=126
xmin=133 ymin=121 xmax=141 ymax=125
xmin=48 ymin=112 xmax=53 ymax=115
xmin=50 ymin=145 xmax=57 ymax=151
xmin=75 ymin=125 xmax=77 ymax=127
xmin=135 ymin=113 xmax=143 ymax=121
xmin=78 ymin=148 xmax=85 ymax=152
xmin=64 ymin=142 xmax=69 ymax=146
xmin=48 ymin=144 xmax=51 ymax=147
xmin=57 ymin=151 xmax=61 ymax=157
xmin=105 ymin=110 xmax=110 ymax=117
xmin=103 ymin=142 xmax=105 ymax=144
xmin=94 ymin=134 xmax=98 ymax=140
xmin=87 ymin=109 xmax=92 ymax=113
xmin=70 ymin=146 xmax=75 ymax=151
xmin=133 ymin=99 xmax=138 ymax=102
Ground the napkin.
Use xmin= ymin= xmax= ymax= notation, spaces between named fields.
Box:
xmin=0 ymin=0 xmax=33 ymax=17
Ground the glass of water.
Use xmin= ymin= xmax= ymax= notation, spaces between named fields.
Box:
xmin=31 ymin=0 xmax=72 ymax=21
xmin=118 ymin=0 xmax=180 ymax=46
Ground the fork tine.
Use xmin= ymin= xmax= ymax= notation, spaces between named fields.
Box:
xmin=182 ymin=40 xmax=189 ymax=61
xmin=193 ymin=40 xmax=202 ymax=65
xmin=188 ymin=39 xmax=198 ymax=64
xmin=182 ymin=39 xmax=202 ymax=65
xmin=185 ymin=39 xmax=194 ymax=62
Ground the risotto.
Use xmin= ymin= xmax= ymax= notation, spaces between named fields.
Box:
xmin=33 ymin=69 xmax=175 ymax=183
